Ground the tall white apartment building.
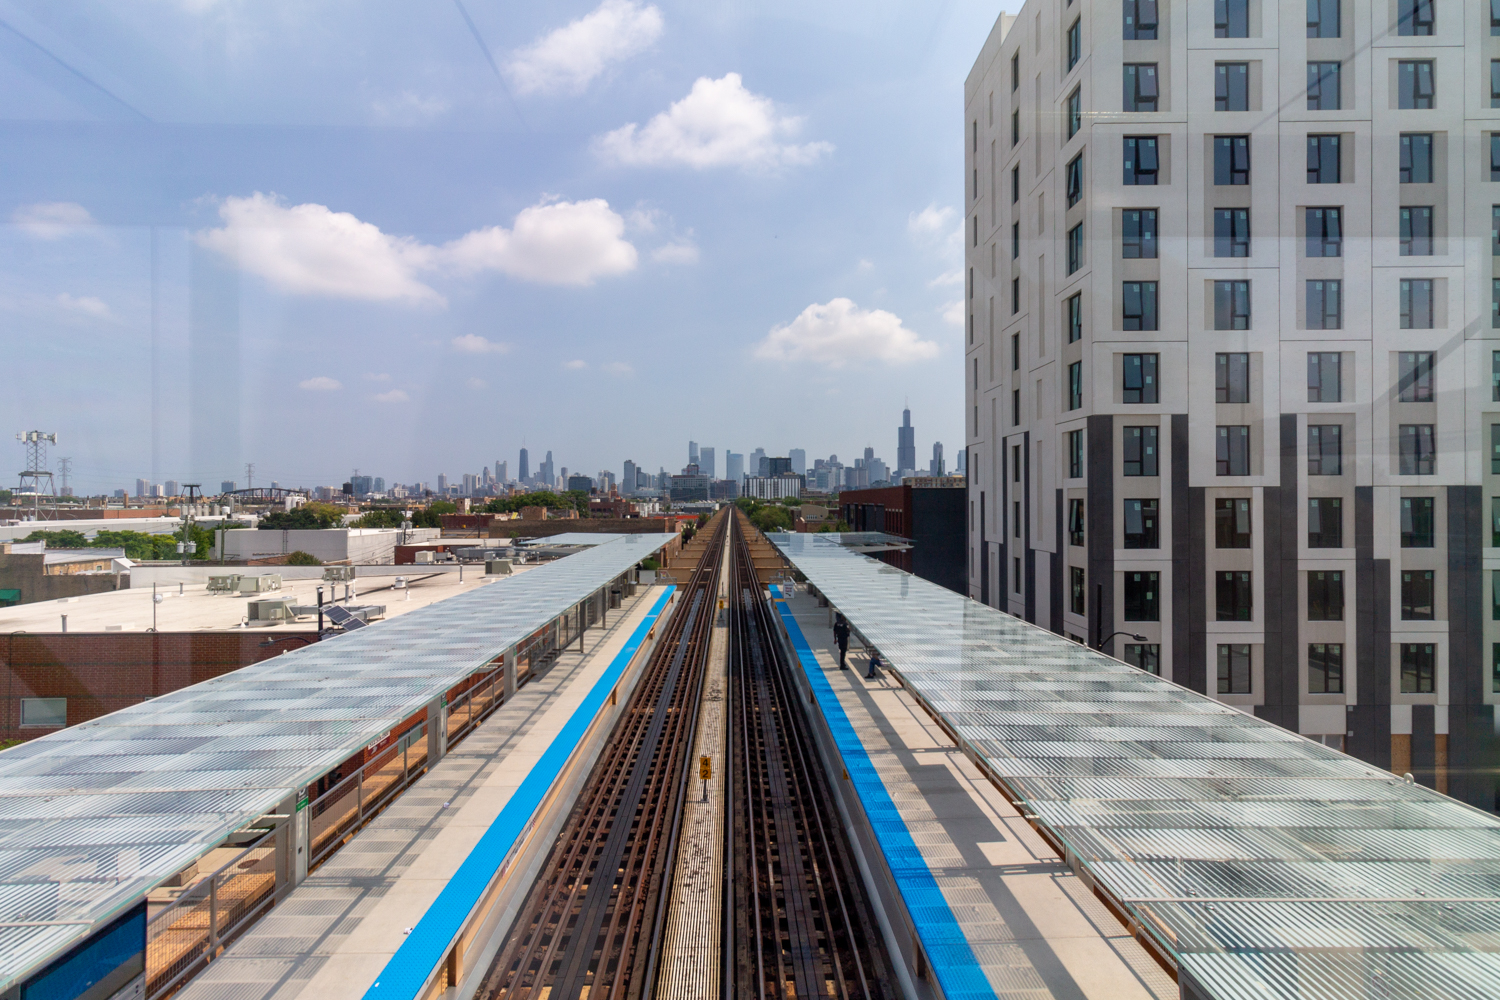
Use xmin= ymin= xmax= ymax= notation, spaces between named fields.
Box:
xmin=965 ymin=0 xmax=1500 ymax=811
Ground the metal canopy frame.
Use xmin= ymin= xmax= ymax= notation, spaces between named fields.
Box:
xmin=0 ymin=533 xmax=674 ymax=992
xmin=767 ymin=532 xmax=1500 ymax=1000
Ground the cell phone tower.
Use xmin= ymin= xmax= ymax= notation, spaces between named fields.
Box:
xmin=16 ymin=430 xmax=57 ymax=521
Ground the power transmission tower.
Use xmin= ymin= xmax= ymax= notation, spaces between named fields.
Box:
xmin=57 ymin=457 xmax=71 ymax=497
xmin=16 ymin=431 xmax=56 ymax=521
xmin=244 ymin=463 xmax=254 ymax=491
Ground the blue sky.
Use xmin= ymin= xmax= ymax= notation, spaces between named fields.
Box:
xmin=0 ymin=0 xmax=1011 ymax=493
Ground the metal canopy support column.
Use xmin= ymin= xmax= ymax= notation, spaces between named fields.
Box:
xmin=427 ymin=695 xmax=447 ymax=765
xmin=504 ymin=648 xmax=517 ymax=699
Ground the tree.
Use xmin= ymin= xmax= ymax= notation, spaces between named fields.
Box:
xmin=429 ymin=500 xmax=457 ymax=514
xmin=22 ymin=529 xmax=89 ymax=548
xmin=749 ymin=505 xmax=792 ymax=533
xmin=258 ymin=501 xmax=345 ymax=530
xmin=351 ymin=509 xmax=404 ymax=529
xmin=285 ymin=551 xmax=322 ymax=566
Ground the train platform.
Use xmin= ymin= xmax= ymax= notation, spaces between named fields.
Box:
xmin=769 ymin=584 xmax=1175 ymax=1000
xmin=180 ymin=582 xmax=676 ymax=1000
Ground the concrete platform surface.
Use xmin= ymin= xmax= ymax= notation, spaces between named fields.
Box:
xmin=777 ymin=586 xmax=1176 ymax=1000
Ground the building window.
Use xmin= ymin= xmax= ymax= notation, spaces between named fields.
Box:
xmin=1012 ymin=221 xmax=1020 ymax=259
xmin=1011 ymin=108 xmax=1020 ymax=147
xmin=1402 ymin=496 xmax=1435 ymax=547
xmin=1125 ymin=64 xmax=1159 ymax=112
xmin=1215 ymin=497 xmax=1252 ymax=549
xmin=1121 ymin=209 xmax=1157 ymax=259
xmin=1012 ymin=388 xmax=1021 ymax=425
xmin=1011 ymin=165 xmax=1019 ymax=203
xmin=1124 ymin=571 xmax=1160 ymax=621
xmin=1218 ymin=644 xmax=1252 ymax=693
xmin=1307 ymin=134 xmax=1340 ymax=184
xmin=1012 ymin=333 xmax=1020 ymax=370
xmin=1400 ymin=134 xmax=1433 ymax=184
xmin=1124 ymin=499 xmax=1159 ymax=549
xmin=1305 ymin=207 xmax=1342 ymax=257
xmin=1215 ymin=0 xmax=1249 ymax=37
xmin=1066 ymin=223 xmax=1084 ymax=274
xmin=1307 ymin=281 xmax=1342 ymax=330
xmin=1214 ymin=281 xmax=1251 ymax=329
xmin=1398 ymin=425 xmax=1436 ymax=475
xmin=1216 ymin=63 xmax=1249 ymax=111
xmin=1124 ymin=136 xmax=1158 ymax=185
xmin=1011 ymin=51 xmax=1019 ymax=92
xmin=1493 ymin=135 xmax=1500 ymax=181
xmin=1309 ymin=644 xmax=1344 ymax=693
xmin=18 ymin=697 xmax=66 ymax=728
xmin=1494 ymin=280 xmax=1500 ymax=330
xmin=1014 ymin=556 xmax=1022 ymax=590
xmin=1215 ymin=352 xmax=1250 ymax=403
xmin=1493 ymin=207 xmax=1500 ymax=258
xmin=1493 ymin=351 xmax=1500 ymax=400
xmin=1214 ymin=209 xmax=1250 ymax=257
xmin=1397 ymin=0 xmax=1435 ymax=36
xmin=1493 ymin=62 xmax=1500 ymax=109
xmin=1012 ymin=444 xmax=1021 ymax=482
xmin=1308 ymin=353 xmax=1342 ymax=402
xmin=1065 ymin=88 xmax=1083 ymax=142
xmin=1213 ymin=135 xmax=1250 ymax=185
xmin=1398 ymin=60 xmax=1435 ymax=109
xmin=1124 ymin=644 xmax=1160 ymax=674
xmin=1402 ymin=570 xmax=1436 ymax=620
xmin=1400 ymin=279 xmax=1434 ymax=328
xmin=1494 ymin=0 xmax=1500 ymax=35
xmin=1066 ymin=153 xmax=1083 ymax=207
xmin=1123 ymin=426 xmax=1159 ymax=476
xmin=1307 ymin=62 xmax=1341 ymax=111
xmin=1398 ymin=352 xmax=1435 ymax=403
xmin=1217 ymin=425 xmax=1251 ymax=476
xmin=1493 ymin=423 xmax=1500 ymax=475
xmin=1067 ymin=19 xmax=1081 ymax=72
xmin=1067 ymin=364 xmax=1083 ymax=412
xmin=1071 ymin=566 xmax=1086 ymax=614
xmin=1124 ymin=0 xmax=1158 ymax=39
xmin=1307 ymin=0 xmax=1340 ymax=38
xmin=1493 ymin=497 xmax=1500 ymax=547
xmin=1308 ymin=497 xmax=1343 ymax=548
xmin=1494 ymin=569 xmax=1500 ymax=622
xmin=1068 ymin=498 xmax=1086 ymax=546
xmin=1122 ymin=281 xmax=1159 ymax=331
xmin=1067 ymin=429 xmax=1084 ymax=477
xmin=1400 ymin=643 xmax=1436 ymax=693
xmin=1308 ymin=424 xmax=1342 ymax=476
xmin=1012 ymin=277 xmax=1020 ymax=314
xmin=1217 ymin=571 xmax=1253 ymax=621
xmin=1308 ymin=570 xmax=1345 ymax=621
xmin=1123 ymin=353 xmax=1158 ymax=403
xmin=1066 ymin=292 xmax=1083 ymax=343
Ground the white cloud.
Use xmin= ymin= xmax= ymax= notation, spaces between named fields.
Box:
xmin=508 ymin=0 xmax=662 ymax=96
xmin=907 ymin=204 xmax=955 ymax=238
xmin=54 ymin=293 xmax=111 ymax=319
xmin=451 ymin=334 xmax=510 ymax=354
xmin=651 ymin=240 xmax=698 ymax=265
xmin=298 ymin=375 xmax=342 ymax=391
xmin=14 ymin=202 xmax=94 ymax=239
xmin=755 ymin=298 xmax=939 ymax=369
xmin=596 ymin=73 xmax=832 ymax=171
xmin=196 ymin=193 xmax=441 ymax=303
xmin=626 ymin=207 xmax=660 ymax=233
xmin=195 ymin=192 xmax=638 ymax=301
xmin=941 ymin=300 xmax=964 ymax=327
xmin=603 ymin=361 xmax=634 ymax=376
xmin=373 ymin=388 xmax=410 ymax=403
xmin=563 ymin=359 xmax=588 ymax=370
xmin=444 ymin=198 xmax=637 ymax=285
xmin=928 ymin=268 xmax=962 ymax=288
xmin=363 ymin=372 xmax=391 ymax=382
xmin=465 ymin=377 xmax=488 ymax=390
xmin=372 ymin=90 xmax=450 ymax=121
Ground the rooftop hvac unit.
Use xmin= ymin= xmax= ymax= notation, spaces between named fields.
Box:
xmin=486 ymin=560 xmax=512 ymax=575
xmin=414 ymin=550 xmax=435 ymax=564
xmin=207 ymin=574 xmax=243 ymax=594
xmin=247 ymin=598 xmax=297 ymax=621
xmin=323 ymin=566 xmax=356 ymax=583
xmin=238 ymin=574 xmax=283 ymax=593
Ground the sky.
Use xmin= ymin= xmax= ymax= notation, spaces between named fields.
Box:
xmin=0 ymin=0 xmax=1013 ymax=494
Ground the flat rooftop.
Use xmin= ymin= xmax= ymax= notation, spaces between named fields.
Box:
xmin=768 ymin=532 xmax=1500 ymax=1000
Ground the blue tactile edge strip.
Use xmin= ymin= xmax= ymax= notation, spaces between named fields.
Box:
xmin=769 ymin=585 xmax=998 ymax=1000
xmin=364 ymin=585 xmax=677 ymax=1000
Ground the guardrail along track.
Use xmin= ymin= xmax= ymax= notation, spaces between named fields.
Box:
xmin=477 ymin=511 xmax=727 ymax=1000
xmin=725 ymin=512 xmax=895 ymax=1000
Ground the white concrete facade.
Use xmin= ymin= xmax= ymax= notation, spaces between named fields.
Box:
xmin=965 ymin=0 xmax=1500 ymax=807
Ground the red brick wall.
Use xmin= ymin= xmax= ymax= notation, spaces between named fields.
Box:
xmin=0 ymin=633 xmax=319 ymax=743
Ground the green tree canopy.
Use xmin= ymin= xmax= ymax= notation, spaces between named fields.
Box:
xmin=258 ymin=501 xmax=346 ymax=530
xmin=21 ymin=529 xmax=89 ymax=548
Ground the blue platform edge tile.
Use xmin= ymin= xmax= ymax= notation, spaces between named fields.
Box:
xmin=362 ymin=585 xmax=677 ymax=1000
xmin=769 ymin=586 xmax=998 ymax=1000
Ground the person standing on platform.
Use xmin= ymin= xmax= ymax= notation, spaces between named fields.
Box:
xmin=833 ymin=614 xmax=851 ymax=669
xmin=866 ymin=651 xmax=882 ymax=680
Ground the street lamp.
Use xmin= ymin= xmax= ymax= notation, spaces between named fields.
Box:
xmin=1092 ymin=582 xmax=1146 ymax=652
xmin=1096 ymin=630 xmax=1148 ymax=652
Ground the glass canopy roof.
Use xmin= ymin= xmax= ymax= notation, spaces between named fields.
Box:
xmin=0 ymin=533 xmax=673 ymax=992
xmin=768 ymin=532 xmax=1500 ymax=1000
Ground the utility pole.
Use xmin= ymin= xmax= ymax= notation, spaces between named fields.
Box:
xmin=181 ymin=485 xmax=202 ymax=566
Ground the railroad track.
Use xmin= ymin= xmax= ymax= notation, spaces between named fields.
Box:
xmin=476 ymin=510 xmax=728 ymax=1000
xmin=725 ymin=511 xmax=895 ymax=1000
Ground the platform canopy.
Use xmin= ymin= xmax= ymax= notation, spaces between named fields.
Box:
xmin=0 ymin=533 xmax=674 ymax=992
xmin=768 ymin=532 xmax=1500 ymax=1000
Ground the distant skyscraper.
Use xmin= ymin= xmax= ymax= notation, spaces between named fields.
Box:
xmin=789 ymin=448 xmax=806 ymax=476
xmin=897 ymin=408 xmax=917 ymax=474
xmin=750 ymin=447 xmax=767 ymax=478
xmin=498 ymin=461 xmax=507 ymax=482
xmin=689 ymin=441 xmax=699 ymax=466
xmin=135 ymin=478 xmax=150 ymax=497
xmin=699 ymin=447 xmax=715 ymax=479
xmin=374 ymin=477 xmax=385 ymax=493
xmin=955 ymin=450 xmax=966 ymax=475
xmin=164 ymin=479 xmax=181 ymax=497
xmin=437 ymin=473 xmax=448 ymax=493
xmin=519 ymin=448 xmax=529 ymax=483
xmin=220 ymin=480 xmax=236 ymax=494
xmin=623 ymin=459 xmax=638 ymax=495
xmin=929 ymin=442 xmax=945 ymax=477
xmin=725 ymin=451 xmax=744 ymax=483
xmin=542 ymin=452 xmax=555 ymax=486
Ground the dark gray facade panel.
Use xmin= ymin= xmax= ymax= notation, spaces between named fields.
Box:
xmin=1257 ymin=414 xmax=1300 ymax=733
xmin=1088 ymin=414 xmax=1115 ymax=651
xmin=1171 ymin=415 xmax=1193 ymax=689
xmin=1186 ymin=481 xmax=1208 ymax=695
xmin=1024 ymin=431 xmax=1035 ymax=624
xmin=1052 ymin=488 xmax=1064 ymax=635
xmin=1449 ymin=486 xmax=1483 ymax=705
xmin=999 ymin=445 xmax=1008 ymax=606
xmin=1352 ymin=487 xmax=1392 ymax=770
xmin=979 ymin=488 xmax=989 ymax=606
xmin=1412 ymin=704 xmax=1436 ymax=789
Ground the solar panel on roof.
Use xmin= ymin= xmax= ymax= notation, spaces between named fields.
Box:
xmin=324 ymin=605 xmax=368 ymax=630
